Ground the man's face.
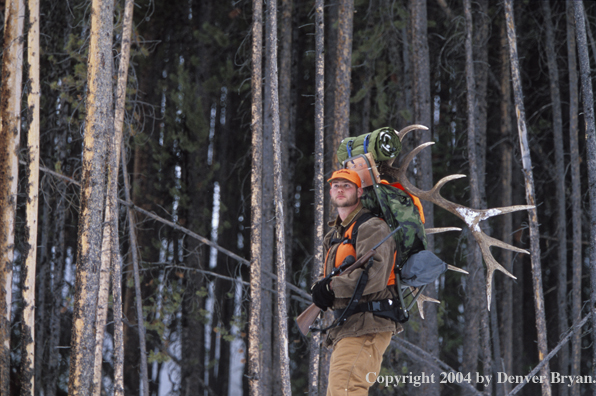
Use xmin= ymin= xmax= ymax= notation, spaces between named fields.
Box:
xmin=330 ymin=179 xmax=362 ymax=208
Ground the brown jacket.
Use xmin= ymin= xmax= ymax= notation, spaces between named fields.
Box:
xmin=322 ymin=203 xmax=403 ymax=347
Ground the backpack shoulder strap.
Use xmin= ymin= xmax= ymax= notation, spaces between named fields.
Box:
xmin=348 ymin=211 xmax=375 ymax=246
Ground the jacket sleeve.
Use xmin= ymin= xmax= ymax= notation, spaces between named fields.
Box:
xmin=330 ymin=217 xmax=395 ymax=299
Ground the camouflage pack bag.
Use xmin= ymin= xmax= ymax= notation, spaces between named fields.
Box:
xmin=360 ymin=182 xmax=427 ymax=267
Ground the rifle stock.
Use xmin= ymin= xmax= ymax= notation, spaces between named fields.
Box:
xmin=296 ymin=249 xmax=376 ymax=336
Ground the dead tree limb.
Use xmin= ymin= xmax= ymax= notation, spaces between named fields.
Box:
xmin=508 ymin=312 xmax=592 ymax=396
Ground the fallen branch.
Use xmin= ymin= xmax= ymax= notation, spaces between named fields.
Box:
xmin=508 ymin=311 xmax=592 ymax=395
xmin=34 ymin=163 xmax=312 ymax=302
xmin=391 ymin=337 xmax=483 ymax=396
xmin=155 ymin=264 xmax=312 ymax=305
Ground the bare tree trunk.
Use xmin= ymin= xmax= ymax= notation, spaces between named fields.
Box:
xmin=68 ymin=0 xmax=114 ymax=393
xmin=566 ymin=3 xmax=582 ymax=395
xmin=21 ymin=0 xmax=40 ymax=393
xmin=471 ymin=1 xmax=494 ymax=392
xmin=279 ymin=0 xmax=295 ymax=264
xmin=499 ymin=16 xmax=514 ymax=395
xmin=34 ymin=193 xmax=50 ymax=395
xmin=504 ymin=1 xmax=552 ymax=394
xmin=463 ymin=1 xmax=488 ymax=393
xmin=121 ymin=146 xmax=150 ymax=396
xmin=249 ymin=0 xmax=264 ymax=394
xmin=110 ymin=1 xmax=135 ymax=393
xmin=0 ymin=0 xmax=24 ymax=392
xmin=261 ymin=0 xmax=274 ymax=391
xmin=111 ymin=248 xmax=124 ymax=396
xmin=93 ymin=216 xmax=113 ymax=396
xmin=572 ymin=1 xmax=596 ymax=388
xmin=267 ymin=0 xmax=292 ymax=391
xmin=542 ymin=4 xmax=569 ymax=394
xmin=409 ymin=1 xmax=438 ymax=394
xmin=46 ymin=181 xmax=67 ymax=396
xmin=332 ymin=0 xmax=353 ymax=160
xmin=309 ymin=0 xmax=324 ymax=394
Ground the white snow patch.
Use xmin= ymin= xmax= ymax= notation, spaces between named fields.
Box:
xmin=456 ymin=207 xmax=502 ymax=232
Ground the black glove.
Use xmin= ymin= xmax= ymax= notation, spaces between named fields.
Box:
xmin=311 ymin=277 xmax=334 ymax=311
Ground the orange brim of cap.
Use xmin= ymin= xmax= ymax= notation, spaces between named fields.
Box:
xmin=327 ymin=169 xmax=362 ymax=188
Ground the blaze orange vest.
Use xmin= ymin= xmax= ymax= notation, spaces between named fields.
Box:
xmin=324 ymin=213 xmax=397 ymax=286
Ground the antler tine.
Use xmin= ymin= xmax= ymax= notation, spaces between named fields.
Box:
xmin=425 ymin=227 xmax=462 ymax=235
xmin=410 ymin=287 xmax=440 ymax=320
xmin=397 ymin=124 xmax=429 ymax=141
xmin=447 ymin=264 xmax=469 ymax=274
xmin=475 ymin=233 xmax=516 ymax=309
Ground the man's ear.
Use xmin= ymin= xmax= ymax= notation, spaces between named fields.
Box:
xmin=357 ymin=187 xmax=363 ymax=198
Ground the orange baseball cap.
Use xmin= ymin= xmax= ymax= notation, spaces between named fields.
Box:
xmin=327 ymin=169 xmax=362 ymax=188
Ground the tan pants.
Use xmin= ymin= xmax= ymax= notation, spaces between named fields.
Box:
xmin=326 ymin=332 xmax=392 ymax=396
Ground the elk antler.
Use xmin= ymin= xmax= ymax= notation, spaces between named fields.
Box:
xmin=381 ymin=128 xmax=534 ymax=309
xmin=410 ymin=287 xmax=440 ymax=320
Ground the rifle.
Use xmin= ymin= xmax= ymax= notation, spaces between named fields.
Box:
xmin=296 ymin=226 xmax=400 ymax=336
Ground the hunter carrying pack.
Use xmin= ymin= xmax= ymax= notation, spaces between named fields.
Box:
xmin=334 ymin=129 xmax=448 ymax=324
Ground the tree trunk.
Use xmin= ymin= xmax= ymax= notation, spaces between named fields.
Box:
xmin=0 ymin=0 xmax=24 ymax=392
xmin=309 ymin=1 xmax=324 ymax=394
xmin=109 ymin=1 xmax=135 ymax=393
xmin=267 ymin=0 xmax=292 ymax=391
xmin=566 ymin=2 xmax=582 ymax=395
xmin=34 ymin=190 xmax=50 ymax=396
xmin=279 ymin=0 xmax=295 ymax=265
xmin=68 ymin=0 xmax=114 ymax=392
xmin=21 ymin=0 xmax=40 ymax=393
xmin=248 ymin=0 xmax=264 ymax=394
xmin=463 ymin=1 xmax=487 ymax=393
xmin=261 ymin=0 xmax=275 ymax=391
xmin=498 ymin=15 xmax=514 ymax=395
xmin=572 ymin=1 xmax=596 ymax=387
xmin=409 ymin=0 xmax=438 ymax=394
xmin=121 ymin=146 xmax=150 ymax=396
xmin=332 ymin=0 xmax=353 ymax=159
xmin=46 ymin=177 xmax=67 ymax=396
xmin=93 ymin=213 xmax=113 ymax=396
xmin=542 ymin=3 xmax=569 ymax=394
xmin=504 ymin=1 xmax=552 ymax=394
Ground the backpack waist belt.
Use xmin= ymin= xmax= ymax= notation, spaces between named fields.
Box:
xmin=333 ymin=297 xmax=409 ymax=324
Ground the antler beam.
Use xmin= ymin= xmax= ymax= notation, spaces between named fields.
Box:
xmin=381 ymin=127 xmax=534 ymax=309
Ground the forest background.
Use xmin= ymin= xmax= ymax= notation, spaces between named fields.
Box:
xmin=1 ymin=0 xmax=596 ymax=395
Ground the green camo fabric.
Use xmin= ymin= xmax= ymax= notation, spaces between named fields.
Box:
xmin=361 ymin=184 xmax=427 ymax=266
xmin=336 ymin=127 xmax=402 ymax=164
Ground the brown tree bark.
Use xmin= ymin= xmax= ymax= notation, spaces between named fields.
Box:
xmin=280 ymin=0 xmax=295 ymax=265
xmin=409 ymin=1 xmax=438 ymax=394
xmin=499 ymin=15 xmax=514 ymax=395
xmin=261 ymin=0 xmax=275 ymax=392
xmin=572 ymin=0 xmax=596 ymax=385
xmin=248 ymin=0 xmax=264 ymax=394
xmin=542 ymin=4 xmax=569 ymax=394
xmin=21 ymin=0 xmax=40 ymax=393
xmin=309 ymin=0 xmax=325 ymax=394
xmin=68 ymin=0 xmax=114 ymax=392
xmin=463 ymin=1 xmax=489 ymax=393
xmin=566 ymin=2 xmax=582 ymax=395
xmin=109 ymin=1 xmax=136 ymax=393
xmin=332 ymin=0 xmax=354 ymax=159
xmin=267 ymin=0 xmax=292 ymax=391
xmin=0 ymin=0 xmax=24 ymax=392
xmin=504 ymin=1 xmax=552 ymax=394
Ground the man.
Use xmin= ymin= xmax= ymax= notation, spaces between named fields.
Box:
xmin=311 ymin=168 xmax=403 ymax=395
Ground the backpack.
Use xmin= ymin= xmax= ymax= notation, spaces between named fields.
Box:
xmin=336 ymin=139 xmax=448 ymax=320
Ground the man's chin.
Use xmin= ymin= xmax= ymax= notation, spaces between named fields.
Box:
xmin=332 ymin=198 xmax=358 ymax=208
